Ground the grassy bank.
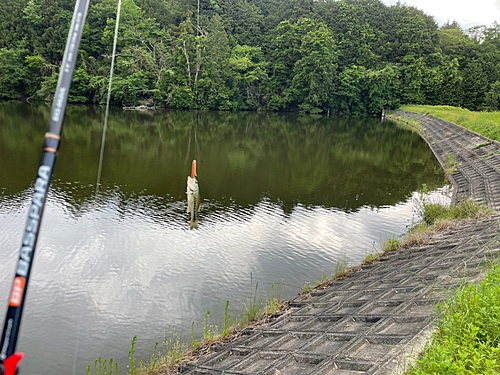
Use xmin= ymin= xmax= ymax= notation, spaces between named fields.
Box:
xmin=394 ymin=106 xmax=500 ymax=374
xmin=87 ymin=267 xmax=353 ymax=375
xmin=88 ymin=285 xmax=288 ymax=375
xmin=401 ymin=105 xmax=500 ymax=141
xmin=407 ymin=263 xmax=500 ymax=374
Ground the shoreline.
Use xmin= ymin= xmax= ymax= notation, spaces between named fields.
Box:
xmin=176 ymin=111 xmax=499 ymax=374
xmin=92 ymin=109 xmax=500 ymax=375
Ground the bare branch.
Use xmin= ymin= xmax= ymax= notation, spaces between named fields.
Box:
xmin=183 ymin=40 xmax=192 ymax=86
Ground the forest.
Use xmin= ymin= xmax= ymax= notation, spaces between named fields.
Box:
xmin=1 ymin=0 xmax=500 ymax=116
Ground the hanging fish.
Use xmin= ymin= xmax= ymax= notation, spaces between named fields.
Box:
xmin=187 ymin=160 xmax=201 ymax=229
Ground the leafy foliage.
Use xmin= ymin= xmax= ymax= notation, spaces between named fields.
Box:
xmin=1 ymin=0 xmax=500 ymax=115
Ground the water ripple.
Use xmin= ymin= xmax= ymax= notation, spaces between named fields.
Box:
xmin=0 ymin=105 xmax=448 ymax=374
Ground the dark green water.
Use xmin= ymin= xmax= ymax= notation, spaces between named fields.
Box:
xmin=0 ymin=101 xmax=445 ymax=373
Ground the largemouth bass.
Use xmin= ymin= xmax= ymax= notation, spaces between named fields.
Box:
xmin=187 ymin=160 xmax=201 ymax=229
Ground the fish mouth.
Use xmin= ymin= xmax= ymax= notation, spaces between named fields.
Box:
xmin=191 ymin=160 xmax=197 ymax=178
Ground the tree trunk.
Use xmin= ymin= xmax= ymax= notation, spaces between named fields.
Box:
xmin=182 ymin=40 xmax=191 ymax=86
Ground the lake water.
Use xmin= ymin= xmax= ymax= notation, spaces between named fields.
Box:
xmin=0 ymin=102 xmax=445 ymax=374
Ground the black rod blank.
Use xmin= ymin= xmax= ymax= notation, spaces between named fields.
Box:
xmin=0 ymin=0 xmax=90 ymax=364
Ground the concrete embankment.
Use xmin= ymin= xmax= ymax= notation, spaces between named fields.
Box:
xmin=180 ymin=111 xmax=500 ymax=375
xmin=392 ymin=110 xmax=500 ymax=211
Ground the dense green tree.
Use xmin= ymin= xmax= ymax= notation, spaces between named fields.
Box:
xmin=134 ymin=0 xmax=177 ymax=29
xmin=247 ymin=0 xmax=288 ymax=35
xmin=288 ymin=0 xmax=314 ymax=23
xmin=461 ymin=61 xmax=488 ymax=110
xmin=0 ymin=0 xmax=28 ymax=49
xmin=399 ymin=56 xmax=428 ymax=104
xmin=197 ymin=14 xmax=237 ymax=109
xmin=0 ymin=47 xmax=47 ymax=99
xmin=422 ymin=57 xmax=463 ymax=106
xmin=0 ymin=0 xmax=498 ymax=114
xmin=22 ymin=0 xmax=75 ymax=63
xmin=438 ymin=26 xmax=479 ymax=67
xmin=337 ymin=65 xmax=400 ymax=116
xmin=484 ymin=82 xmax=500 ymax=111
xmin=315 ymin=0 xmax=381 ymax=69
xmin=230 ymin=45 xmax=268 ymax=109
xmin=267 ymin=19 xmax=317 ymax=109
xmin=100 ymin=0 xmax=171 ymax=105
xmin=291 ymin=24 xmax=338 ymax=113
xmin=382 ymin=4 xmax=438 ymax=62
xmin=214 ymin=0 xmax=265 ymax=47
xmin=84 ymin=0 xmax=120 ymax=59
xmin=0 ymin=48 xmax=32 ymax=99
xmin=37 ymin=64 xmax=90 ymax=103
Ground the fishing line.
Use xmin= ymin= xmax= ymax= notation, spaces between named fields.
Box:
xmin=96 ymin=0 xmax=122 ymax=193
xmin=73 ymin=1 xmax=121 ymax=370
xmin=184 ymin=113 xmax=201 ymax=169
xmin=71 ymin=321 xmax=81 ymax=375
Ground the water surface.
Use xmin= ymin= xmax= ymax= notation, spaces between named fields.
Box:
xmin=0 ymin=102 xmax=445 ymax=373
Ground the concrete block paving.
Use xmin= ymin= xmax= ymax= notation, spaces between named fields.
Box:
xmin=181 ymin=112 xmax=500 ymax=374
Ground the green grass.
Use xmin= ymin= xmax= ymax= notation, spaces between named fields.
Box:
xmin=303 ymin=258 xmax=350 ymax=292
xmin=362 ymin=250 xmax=380 ymax=264
xmin=397 ymin=186 xmax=500 ymax=374
xmin=444 ymin=153 xmax=457 ymax=174
xmin=400 ymin=184 xmax=493 ymax=248
xmin=104 ymin=262 xmax=351 ymax=374
xmin=381 ymin=236 xmax=400 ymax=252
xmin=127 ymin=334 xmax=188 ymax=375
xmin=88 ymin=357 xmax=118 ymax=375
xmin=472 ymin=141 xmax=493 ymax=150
xmin=412 ymin=185 xmax=492 ymax=226
xmin=419 ymin=198 xmax=493 ymax=227
xmin=480 ymin=150 xmax=500 ymax=159
xmin=407 ymin=264 xmax=500 ymax=374
xmin=401 ymin=105 xmax=500 ymax=141
xmin=242 ymin=282 xmax=262 ymax=325
xmin=87 ymin=282 xmax=287 ymax=375
xmin=332 ymin=257 xmax=349 ymax=278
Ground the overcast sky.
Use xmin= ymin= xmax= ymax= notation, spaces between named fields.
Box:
xmin=382 ymin=0 xmax=500 ymax=29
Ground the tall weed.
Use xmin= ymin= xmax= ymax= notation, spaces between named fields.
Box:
xmin=409 ymin=265 xmax=500 ymax=374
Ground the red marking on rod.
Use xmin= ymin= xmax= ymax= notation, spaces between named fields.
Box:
xmin=3 ymin=353 xmax=24 ymax=375
xmin=9 ymin=277 xmax=25 ymax=307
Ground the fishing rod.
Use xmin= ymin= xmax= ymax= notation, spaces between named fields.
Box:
xmin=0 ymin=0 xmax=90 ymax=373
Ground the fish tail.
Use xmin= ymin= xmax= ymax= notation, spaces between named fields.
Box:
xmin=190 ymin=217 xmax=198 ymax=230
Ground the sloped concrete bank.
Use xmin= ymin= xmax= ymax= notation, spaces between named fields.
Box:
xmin=179 ymin=111 xmax=500 ymax=375
xmin=391 ymin=110 xmax=500 ymax=211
